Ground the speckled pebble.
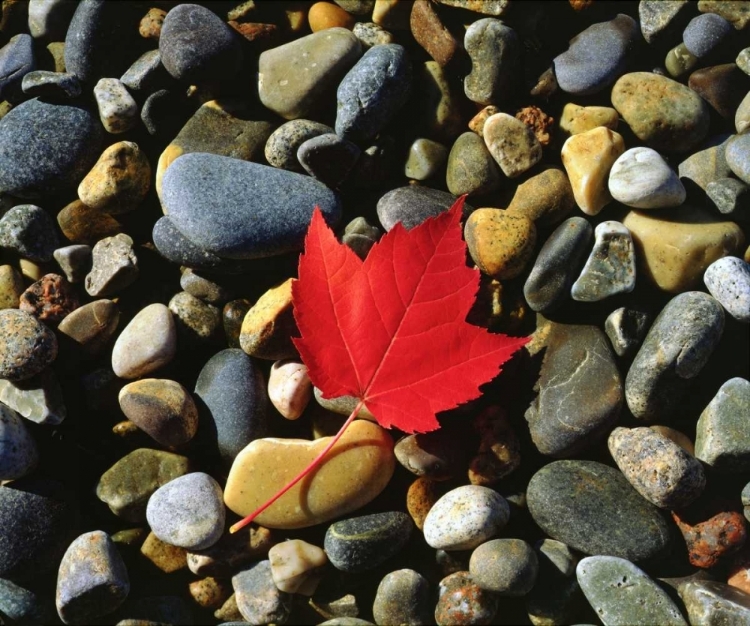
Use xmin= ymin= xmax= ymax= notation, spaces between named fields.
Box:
xmin=704 ymin=257 xmax=750 ymax=322
xmin=85 ymin=234 xmax=138 ymax=297
xmin=0 ymin=309 xmax=58 ymax=381
xmin=94 ymin=78 xmax=138 ymax=133
xmin=464 ymin=209 xmax=537 ymax=280
xmin=372 ymin=569 xmax=431 ymax=626
xmin=0 ymin=204 xmax=59 ymax=263
xmin=483 ymin=112 xmax=541 ymax=178
xmin=706 ymin=178 xmax=750 ymax=220
xmin=470 ymin=538 xmax=538 ymax=596
xmin=265 ymin=119 xmax=334 ymax=171
xmin=233 ymin=560 xmax=292 ymax=625
xmin=683 ymin=13 xmax=732 ymax=58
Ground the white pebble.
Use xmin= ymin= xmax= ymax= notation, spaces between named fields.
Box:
xmin=268 ymin=359 xmax=312 ymax=420
xmin=94 ymin=78 xmax=138 ymax=134
xmin=704 ymin=256 xmax=750 ymax=323
xmin=608 ymin=147 xmax=685 ymax=209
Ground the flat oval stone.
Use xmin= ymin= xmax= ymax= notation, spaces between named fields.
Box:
xmin=335 ymin=43 xmax=411 ymax=143
xmin=376 ymin=185 xmax=469 ymax=231
xmin=111 ymin=303 xmax=176 ymax=380
xmin=609 ymin=147 xmax=686 ymax=208
xmin=554 ymin=14 xmax=638 ymax=95
xmin=505 ymin=167 xmax=575 ymax=227
xmin=58 ymin=299 xmax=120 ymax=357
xmin=161 ymin=153 xmax=342 ymax=260
xmin=0 ymin=309 xmax=57 ymax=382
xmin=525 ymin=323 xmax=622 ymax=457
xmin=226 ymin=420 xmax=394 ymax=529
xmin=373 ymin=569 xmax=431 ymax=626
xmin=705 ymin=257 xmax=750 ymax=322
xmin=683 ymin=13 xmax=732 ymax=58
xmin=625 ymin=292 xmax=724 ymax=422
xmin=608 ymin=426 xmax=705 ymax=509
xmin=423 ymin=485 xmax=509 ymax=551
xmin=577 ymin=556 xmax=687 ymax=626
xmin=611 ymin=72 xmax=710 ymax=153
xmin=324 ymin=511 xmax=413 ymax=573
xmin=526 ymin=460 xmax=672 ymax=561
xmin=0 ymin=404 xmax=37 ymax=480
xmin=0 ymin=98 xmax=102 ymax=199
xmin=463 ymin=18 xmax=519 ymax=105
xmin=680 ymin=581 xmax=750 ymax=626
xmin=194 ymin=349 xmax=269 ymax=468
xmin=57 ymin=200 xmax=123 ymax=246
xmin=469 ymin=538 xmax=538 ymax=596
xmin=464 ymin=209 xmax=537 ymax=280
xmin=446 ymin=132 xmax=502 ymax=197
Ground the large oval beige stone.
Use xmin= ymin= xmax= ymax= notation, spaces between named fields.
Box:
xmin=224 ymin=420 xmax=395 ymax=529
xmin=623 ymin=206 xmax=745 ymax=293
xmin=561 ymin=126 xmax=625 ymax=216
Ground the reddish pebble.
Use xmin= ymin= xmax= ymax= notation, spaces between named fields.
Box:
xmin=19 ymin=273 xmax=79 ymax=324
xmin=516 ymin=106 xmax=555 ymax=147
xmin=672 ymin=501 xmax=747 ymax=569
xmin=227 ymin=21 xmax=280 ymax=48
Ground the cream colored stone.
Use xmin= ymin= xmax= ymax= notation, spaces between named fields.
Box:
xmin=483 ymin=112 xmax=542 ymax=178
xmin=112 ymin=303 xmax=177 ymax=379
xmin=559 ymin=103 xmax=619 ymax=137
xmin=268 ymin=359 xmax=312 ymax=420
xmin=623 ymin=206 xmax=745 ymax=293
xmin=0 ymin=265 xmax=24 ymax=309
xmin=224 ymin=420 xmax=395 ymax=529
xmin=561 ymin=127 xmax=625 ymax=216
xmin=269 ymin=539 xmax=327 ymax=595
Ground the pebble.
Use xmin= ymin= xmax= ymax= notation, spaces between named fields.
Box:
xmin=558 ymin=102 xmax=619 ymax=138
xmin=180 ymin=269 xmax=230 ymax=305
xmin=168 ymin=291 xmax=222 ymax=346
xmin=576 ymin=556 xmax=687 ymax=626
xmin=189 ymin=576 xmax=230 ymax=610
xmin=405 ymin=137 xmax=448 ymax=181
xmin=463 ymin=18 xmax=520 ymax=105
xmin=93 ymin=78 xmax=138 ymax=134
xmin=58 ymin=299 xmax=120 ymax=357
xmin=194 ymin=348 xmax=269 ymax=467
xmin=160 ymin=153 xmax=342 ymax=261
xmin=483 ymin=112 xmax=542 ymax=178
xmin=554 ymin=14 xmax=638 ymax=95
xmin=159 ymin=3 xmax=242 ymax=84
xmin=0 ymin=404 xmax=38 ymax=480
xmin=377 ymin=185 xmax=468 ymax=231
xmin=309 ymin=1 xmax=355 ymax=31
xmin=353 ymin=21 xmax=394 ymax=48
xmin=335 ymin=43 xmax=411 ymax=143
xmin=639 ymin=0 xmax=691 ymax=44
xmin=727 ymin=133 xmax=750 ymax=184
xmin=53 ymin=245 xmax=92 ymax=284
xmin=571 ymin=221 xmax=636 ymax=301
xmin=561 ymin=126 xmax=625 ymax=215
xmin=0 ymin=309 xmax=58 ymax=381
xmin=57 ymin=199 xmax=123 ymax=245
xmin=78 ymin=141 xmax=151 ymax=214
xmin=608 ymin=426 xmax=705 ymax=509
xmin=604 ymin=305 xmax=651 ymax=359
xmin=434 ymin=571 xmax=498 ymax=626
xmin=0 ymin=264 xmax=23 ymax=309
xmin=626 ymin=292 xmax=725 ymax=422
xmin=411 ymin=0 xmax=458 ymax=67
xmin=146 ymin=472 xmax=225 ymax=550
xmin=222 ymin=299 xmax=251 ymax=348
xmin=525 ymin=539 xmax=580 ymax=626
xmin=21 ymin=70 xmax=81 ymax=98
xmin=470 ymin=538 xmax=538 ymax=596
xmin=695 ymin=378 xmax=750 ymax=472
xmin=265 ymin=119 xmax=333 ymax=171
xmin=0 ymin=34 xmax=35 ymax=103
xmin=690 ymin=64 xmax=749 ymax=121
xmin=268 ymin=539 xmax=327 ymax=595
xmin=258 ymin=28 xmax=361 ymax=120
xmin=372 ymin=569 xmax=430 ymax=625
xmin=666 ymin=44 xmax=697 ymax=79
xmin=56 ymin=530 xmax=130 ymax=625
xmin=233 ymin=560 xmax=292 ymax=625
xmin=0 ymin=368 xmax=66 ymax=425
xmin=141 ymin=531 xmax=188 ymax=574
xmin=704 ymin=257 xmax=750 ymax=322
xmin=683 ymin=13 xmax=733 ymax=58
xmin=342 ymin=217 xmax=381 ymax=259
xmin=744 ymin=484 xmax=750 ymax=522
xmin=445 ymin=132 xmax=500 ymax=196
xmin=28 ymin=0 xmax=76 ymax=40
xmin=468 ymin=405 xmax=521 ymax=486
xmin=268 ymin=359 xmax=312 ymax=420
xmin=19 ymin=273 xmax=79 ymax=324
xmin=85 ymin=233 xmax=138 ymax=297
xmin=186 ymin=524 xmax=274 ymax=578
xmin=611 ymin=72 xmax=710 ymax=153
xmin=526 ymin=322 xmax=622 ymax=457
xmin=672 ymin=501 xmax=747 ymax=569
xmin=526 ymin=460 xmax=672 ymax=561
xmin=707 ymin=178 xmax=750 ymax=220
xmin=0 ymin=204 xmax=58 ymax=263
xmin=119 ymin=379 xmax=198 ymax=448
xmin=680 ymin=580 xmax=750 ymax=625
xmin=0 ymin=578 xmax=49 ymax=625
xmin=678 ymin=137 xmax=732 ymax=190
xmin=506 ymin=167 xmax=575 ymax=227
xmin=0 ymin=98 xmax=103 ymax=198
xmin=423 ymin=485 xmax=509 ymax=551
xmin=623 ymin=205 xmax=745 ymax=293
xmin=139 ymin=7 xmax=166 ymax=39
xmin=464 ymin=209 xmax=537 ymax=280
xmin=395 ymin=428 xmax=464 ymax=480
xmin=120 ymin=50 xmax=168 ymax=93
xmin=737 ymin=92 xmax=750 ymax=134
xmin=406 ymin=477 xmax=442 ymax=530
xmin=609 ymin=147 xmax=686 ymax=209
xmin=225 ymin=420 xmax=395 ymax=529
xmin=298 ymin=133 xmax=361 ymax=188
xmin=111 ymin=303 xmax=176 ymax=379
xmin=524 ymin=217 xmax=593 ymax=313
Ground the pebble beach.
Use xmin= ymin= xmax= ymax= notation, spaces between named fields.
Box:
xmin=0 ymin=0 xmax=749 ymax=624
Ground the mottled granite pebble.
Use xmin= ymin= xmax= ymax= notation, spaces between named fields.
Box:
xmin=707 ymin=178 xmax=750 ymax=220
xmin=372 ymin=569 xmax=431 ymax=626
xmin=483 ymin=112 xmax=541 ymax=178
xmin=704 ymin=257 xmax=750 ymax=322
xmin=435 ymin=571 xmax=498 ymax=626
xmin=94 ymin=78 xmax=137 ymax=133
xmin=463 ymin=18 xmax=519 ymax=105
xmin=0 ymin=309 xmax=58 ymax=382
xmin=265 ymin=119 xmax=333 ymax=171
xmin=233 ymin=560 xmax=292 ymax=625
xmin=0 ymin=204 xmax=58 ymax=263
xmin=680 ymin=581 xmax=750 ymax=626
xmin=695 ymin=378 xmax=750 ymax=472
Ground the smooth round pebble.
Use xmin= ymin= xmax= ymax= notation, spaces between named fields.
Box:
xmin=111 ymin=303 xmax=176 ymax=379
xmin=726 ymin=133 xmax=750 ymax=184
xmin=372 ymin=569 xmax=431 ymax=626
xmin=608 ymin=147 xmax=686 ymax=208
xmin=0 ymin=309 xmax=58 ymax=382
xmin=683 ymin=13 xmax=733 ymax=58
xmin=704 ymin=257 xmax=750 ymax=323
xmin=469 ymin=538 xmax=538 ymax=596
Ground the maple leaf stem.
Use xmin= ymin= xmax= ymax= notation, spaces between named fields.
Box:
xmin=229 ymin=400 xmax=364 ymax=534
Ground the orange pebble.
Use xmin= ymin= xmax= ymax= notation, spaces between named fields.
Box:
xmin=308 ymin=1 xmax=355 ymax=32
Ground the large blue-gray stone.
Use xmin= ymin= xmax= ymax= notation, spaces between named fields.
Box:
xmin=0 ymin=99 xmax=103 ymax=199
xmin=0 ymin=578 xmax=50 ymax=625
xmin=161 ymin=153 xmax=342 ymax=260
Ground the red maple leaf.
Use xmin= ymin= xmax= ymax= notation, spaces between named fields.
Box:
xmin=230 ymin=198 xmax=528 ymax=533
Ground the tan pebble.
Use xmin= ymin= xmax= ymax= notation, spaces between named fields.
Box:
xmin=468 ymin=105 xmax=500 ymax=137
xmin=214 ymin=593 xmax=244 ymax=621
xmin=561 ymin=126 xmax=625 ymax=215
xmin=559 ymin=103 xmax=619 ymax=138
xmin=140 ymin=531 xmax=188 ymax=573
xmin=269 ymin=539 xmax=328 ymax=595
xmin=57 ymin=199 xmax=123 ymax=245
xmin=57 ymin=299 xmax=120 ymax=357
xmin=189 ymin=576 xmax=232 ymax=610
xmin=17 ymin=258 xmax=45 ymax=282
xmin=484 ymin=112 xmax=542 ymax=178
xmin=239 ymin=279 xmax=298 ymax=360
xmin=464 ymin=209 xmax=537 ymax=280
xmin=623 ymin=205 xmax=745 ymax=293
xmin=111 ymin=303 xmax=177 ymax=379
xmin=407 ymin=477 xmax=443 ymax=530
xmin=505 ymin=167 xmax=575 ymax=227
xmin=224 ymin=420 xmax=395 ymax=529
xmin=78 ymin=142 xmax=151 ymax=215
xmin=139 ymin=7 xmax=166 ymax=39
xmin=268 ymin=359 xmax=312 ymax=420
xmin=0 ymin=265 xmax=24 ymax=310
xmin=309 ymin=1 xmax=355 ymax=31
xmin=373 ymin=0 xmax=411 ymax=29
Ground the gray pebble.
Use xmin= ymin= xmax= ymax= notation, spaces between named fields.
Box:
xmin=168 ymin=291 xmax=222 ymax=346
xmin=21 ymin=70 xmax=81 ymax=98
xmin=342 ymin=217 xmax=381 ymax=260
xmin=298 ymin=133 xmax=361 ymax=189
xmin=446 ymin=131 xmax=502 ymax=197
xmin=679 ymin=581 xmax=750 ymax=625
xmin=352 ymin=21 xmax=394 ymax=48
xmin=743 ymin=482 xmax=750 ymax=522
xmin=85 ymin=234 xmax=138 ymax=297
xmin=146 ymin=472 xmax=225 ymax=550
xmin=626 ymin=292 xmax=725 ymax=422
xmin=0 ymin=204 xmax=59 ymax=262
xmin=608 ymin=147 xmax=685 ymax=208
xmin=526 ymin=540 xmax=580 ymax=626
xmin=738 ymin=47 xmax=750 ymax=75
xmin=704 ymin=256 xmax=750 ymax=322
xmin=0 ymin=34 xmax=35 ymax=103
xmin=463 ymin=18 xmax=519 ymax=105
xmin=180 ymin=268 xmax=230 ymax=304
xmin=0 ymin=368 xmax=67 ymax=425
xmin=56 ymin=530 xmax=129 ymax=625
xmin=726 ymin=133 xmax=750 ymax=184
xmin=639 ymin=0 xmax=691 ymax=44
xmin=683 ymin=13 xmax=733 ymax=58
xmin=0 ymin=309 xmax=58 ymax=382
xmin=140 ymin=89 xmax=176 ymax=136
xmin=265 ymin=119 xmax=334 ymax=172
xmin=469 ymin=538 xmax=538 ymax=596
xmin=120 ymin=50 xmax=170 ymax=93
xmin=376 ymin=185 xmax=470 ymax=231
xmin=372 ymin=569 xmax=431 ymax=626
xmin=53 ymin=245 xmax=92 ymax=284
xmin=706 ymin=177 xmax=750 ymax=219
xmin=0 ymin=403 xmax=38 ymax=480
xmin=233 ymin=561 xmax=292 ymax=625
xmin=678 ymin=136 xmax=732 ymax=190
xmin=405 ymin=137 xmax=448 ymax=182
xmin=0 ymin=578 xmax=49 ymax=625
xmin=604 ymin=305 xmax=651 ymax=358
xmin=695 ymin=377 xmax=750 ymax=472
xmin=94 ymin=78 xmax=138 ymax=134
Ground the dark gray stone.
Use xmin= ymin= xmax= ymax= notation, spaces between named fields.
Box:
xmin=324 ymin=512 xmax=413 ymax=573
xmin=526 ymin=460 xmax=672 ymax=562
xmin=469 ymin=539 xmax=538 ymax=596
xmin=525 ymin=540 xmax=580 ymax=626
xmin=604 ymin=305 xmax=651 ymax=358
xmin=160 ymin=3 xmax=242 ymax=84
xmin=0 ymin=34 xmax=36 ymax=103
xmin=0 ymin=478 xmax=79 ymax=583
xmin=683 ymin=13 xmax=733 ymax=58
xmin=21 ymin=71 xmax=81 ymax=98
xmin=0 ymin=99 xmax=103 ymax=199
xmin=233 ymin=560 xmax=292 ymax=625
xmin=625 ymin=292 xmax=724 ymax=422
xmin=525 ymin=322 xmax=622 ymax=457
xmin=679 ymin=581 xmax=750 ymax=625
xmin=0 ymin=204 xmax=59 ymax=262
xmin=265 ymin=119 xmax=334 ymax=172
xmin=336 ymin=44 xmax=411 ymax=143
xmin=376 ymin=185 xmax=471 ymax=231
xmin=554 ymin=14 xmax=638 ymax=95
xmin=727 ymin=133 xmax=750 ymax=184
xmin=161 ymin=153 xmax=343 ymax=260
xmin=0 ymin=578 xmax=50 ymax=625
xmin=463 ymin=18 xmax=520 ymax=105
xmin=120 ymin=50 xmax=171 ymax=93
xmin=298 ymin=133 xmax=361 ymax=189
xmin=446 ymin=131 xmax=502 ymax=197
xmin=0 ymin=404 xmax=38 ymax=480
xmin=706 ymin=178 xmax=750 ymax=219
xmin=194 ymin=349 xmax=269 ymax=468
xmin=0 ymin=309 xmax=58 ymax=382
xmin=523 ymin=217 xmax=593 ymax=313
xmin=140 ymin=89 xmax=180 ymax=136
xmin=372 ymin=569 xmax=431 ymax=626
xmin=53 ymin=244 xmax=92 ymax=284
